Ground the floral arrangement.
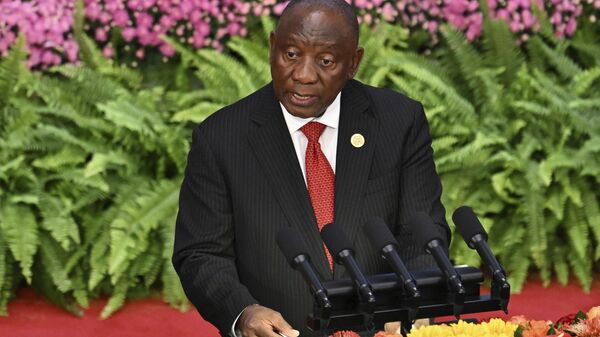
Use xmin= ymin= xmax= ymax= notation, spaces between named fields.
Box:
xmin=331 ymin=306 xmax=600 ymax=337
xmin=1 ymin=0 xmax=600 ymax=68
xmin=510 ymin=306 xmax=600 ymax=337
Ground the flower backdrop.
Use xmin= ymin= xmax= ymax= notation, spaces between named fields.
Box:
xmin=1 ymin=0 xmax=600 ymax=68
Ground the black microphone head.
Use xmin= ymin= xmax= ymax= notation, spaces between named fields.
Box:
xmin=320 ymin=223 xmax=352 ymax=258
xmin=452 ymin=206 xmax=488 ymax=248
xmin=407 ymin=212 xmax=444 ymax=252
xmin=277 ymin=227 xmax=309 ymax=266
xmin=363 ymin=216 xmax=397 ymax=251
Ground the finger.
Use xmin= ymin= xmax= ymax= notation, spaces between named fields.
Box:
xmin=268 ymin=312 xmax=299 ymax=337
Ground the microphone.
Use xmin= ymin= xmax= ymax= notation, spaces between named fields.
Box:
xmin=453 ymin=206 xmax=510 ymax=312
xmin=408 ymin=212 xmax=466 ymax=296
xmin=320 ymin=224 xmax=376 ymax=304
xmin=277 ymin=227 xmax=332 ymax=309
xmin=363 ymin=217 xmax=420 ymax=299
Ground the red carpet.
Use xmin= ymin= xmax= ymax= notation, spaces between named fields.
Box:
xmin=1 ymin=279 xmax=598 ymax=337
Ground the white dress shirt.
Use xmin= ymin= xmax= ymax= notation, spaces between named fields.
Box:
xmin=230 ymin=92 xmax=341 ymax=337
xmin=281 ymin=92 xmax=341 ymax=180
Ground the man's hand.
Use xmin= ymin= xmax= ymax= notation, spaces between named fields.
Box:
xmin=238 ymin=304 xmax=300 ymax=337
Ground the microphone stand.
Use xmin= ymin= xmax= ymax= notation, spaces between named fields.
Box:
xmin=306 ymin=266 xmax=510 ymax=337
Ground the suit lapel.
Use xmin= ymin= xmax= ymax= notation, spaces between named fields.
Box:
xmin=334 ymin=81 xmax=379 ymax=279
xmin=247 ymin=84 xmax=332 ymax=278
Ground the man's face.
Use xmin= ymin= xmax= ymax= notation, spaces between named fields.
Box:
xmin=270 ymin=6 xmax=364 ymax=118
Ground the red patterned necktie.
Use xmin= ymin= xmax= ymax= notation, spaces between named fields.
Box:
xmin=300 ymin=121 xmax=335 ymax=270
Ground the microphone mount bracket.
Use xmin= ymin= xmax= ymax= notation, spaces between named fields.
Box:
xmin=306 ymin=266 xmax=510 ymax=337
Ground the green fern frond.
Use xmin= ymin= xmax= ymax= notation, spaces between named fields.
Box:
xmin=108 ymin=180 xmax=179 ymax=283
xmin=88 ymin=230 xmax=109 ymax=291
xmin=481 ymin=18 xmax=523 ymax=84
xmin=531 ymin=37 xmax=582 ymax=80
xmin=440 ymin=24 xmax=483 ymax=87
xmin=31 ymin=254 xmax=82 ymax=316
xmin=565 ymin=202 xmax=589 ymax=261
xmin=35 ymin=124 xmax=106 ymax=153
xmin=568 ymin=250 xmax=592 ymax=292
xmin=544 ymin=187 xmax=568 ymax=221
xmin=32 ymin=146 xmax=87 ymax=171
xmin=523 ymin=185 xmax=546 ymax=268
xmin=100 ymin=278 xmax=129 ymax=319
xmin=571 ymin=67 xmax=600 ymax=96
xmin=552 ymin=244 xmax=569 ymax=285
xmin=503 ymin=243 xmax=531 ymax=293
xmin=0 ymin=203 xmax=39 ymax=283
xmin=581 ymin=189 xmax=600 ymax=260
xmin=38 ymin=194 xmax=80 ymax=247
xmin=97 ymin=100 xmax=160 ymax=137
xmin=38 ymin=232 xmax=73 ymax=292
xmin=0 ymin=235 xmax=6 ymax=295
xmin=227 ymin=36 xmax=271 ymax=85
xmin=0 ymin=35 xmax=28 ymax=106
xmin=73 ymin=0 xmax=110 ymax=70
xmin=171 ymin=102 xmax=225 ymax=123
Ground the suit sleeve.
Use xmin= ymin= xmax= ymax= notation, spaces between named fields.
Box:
xmin=395 ymin=101 xmax=451 ymax=269
xmin=172 ymin=126 xmax=257 ymax=334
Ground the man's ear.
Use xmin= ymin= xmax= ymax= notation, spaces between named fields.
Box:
xmin=348 ymin=47 xmax=364 ymax=79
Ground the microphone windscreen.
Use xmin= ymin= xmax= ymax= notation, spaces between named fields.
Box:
xmin=452 ymin=206 xmax=488 ymax=245
xmin=320 ymin=223 xmax=352 ymax=256
xmin=407 ymin=212 xmax=444 ymax=251
xmin=277 ymin=227 xmax=309 ymax=265
xmin=363 ymin=216 xmax=397 ymax=251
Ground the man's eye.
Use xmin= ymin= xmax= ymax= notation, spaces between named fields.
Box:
xmin=286 ymin=51 xmax=298 ymax=58
xmin=321 ymin=59 xmax=334 ymax=66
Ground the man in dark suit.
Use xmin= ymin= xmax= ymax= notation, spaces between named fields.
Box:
xmin=172 ymin=1 xmax=450 ymax=336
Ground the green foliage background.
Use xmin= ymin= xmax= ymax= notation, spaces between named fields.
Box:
xmin=1 ymin=14 xmax=599 ymax=317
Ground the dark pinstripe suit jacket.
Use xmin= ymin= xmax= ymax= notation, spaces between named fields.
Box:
xmin=173 ymin=79 xmax=450 ymax=336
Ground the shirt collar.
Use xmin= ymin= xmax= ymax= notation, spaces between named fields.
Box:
xmin=280 ymin=92 xmax=341 ymax=134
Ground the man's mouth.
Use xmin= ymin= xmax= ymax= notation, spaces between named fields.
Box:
xmin=289 ymin=92 xmax=318 ymax=106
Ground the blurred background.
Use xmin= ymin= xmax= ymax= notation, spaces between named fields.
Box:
xmin=0 ymin=0 xmax=599 ymax=335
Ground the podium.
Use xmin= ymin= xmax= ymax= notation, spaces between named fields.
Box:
xmin=306 ymin=266 xmax=510 ymax=336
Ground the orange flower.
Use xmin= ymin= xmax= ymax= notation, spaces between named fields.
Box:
xmin=587 ymin=306 xmax=600 ymax=320
xmin=522 ymin=320 xmax=552 ymax=337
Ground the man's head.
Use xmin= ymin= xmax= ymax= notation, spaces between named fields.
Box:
xmin=270 ymin=0 xmax=364 ymax=118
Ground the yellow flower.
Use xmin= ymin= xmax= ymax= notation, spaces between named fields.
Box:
xmin=407 ymin=319 xmax=518 ymax=337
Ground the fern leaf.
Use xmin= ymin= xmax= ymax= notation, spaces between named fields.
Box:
xmin=171 ymin=102 xmax=224 ymax=123
xmin=100 ymin=278 xmax=129 ymax=319
xmin=524 ymin=184 xmax=546 ymax=268
xmin=32 ymin=146 xmax=87 ymax=170
xmin=39 ymin=197 xmax=81 ymax=250
xmin=0 ymin=235 xmax=6 ymax=293
xmin=568 ymin=250 xmax=592 ymax=292
xmin=89 ymin=230 xmax=109 ymax=291
xmin=481 ymin=18 xmax=523 ymax=84
xmin=571 ymin=67 xmax=600 ymax=96
xmin=565 ymin=202 xmax=589 ymax=260
xmin=581 ymin=190 xmax=600 ymax=260
xmin=0 ymin=35 xmax=28 ymax=106
xmin=552 ymin=244 xmax=569 ymax=285
xmin=108 ymin=180 xmax=179 ymax=283
xmin=38 ymin=232 xmax=73 ymax=292
xmin=97 ymin=101 xmax=158 ymax=137
xmin=532 ymin=37 xmax=582 ymax=80
xmin=0 ymin=203 xmax=39 ymax=283
xmin=227 ymin=36 xmax=271 ymax=85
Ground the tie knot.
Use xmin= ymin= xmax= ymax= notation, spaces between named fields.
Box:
xmin=300 ymin=121 xmax=326 ymax=143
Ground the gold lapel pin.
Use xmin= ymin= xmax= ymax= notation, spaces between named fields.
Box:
xmin=351 ymin=133 xmax=365 ymax=148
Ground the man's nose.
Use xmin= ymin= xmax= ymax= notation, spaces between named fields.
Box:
xmin=292 ymin=58 xmax=318 ymax=84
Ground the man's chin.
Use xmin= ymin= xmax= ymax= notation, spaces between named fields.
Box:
xmin=283 ymin=103 xmax=324 ymax=119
